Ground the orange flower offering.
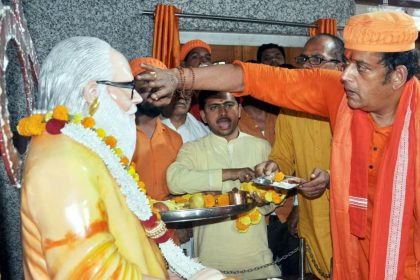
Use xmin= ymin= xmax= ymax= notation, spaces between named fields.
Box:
xmin=104 ymin=135 xmax=117 ymax=148
xmin=215 ymin=194 xmax=230 ymax=206
xmin=273 ymin=171 xmax=285 ymax=182
xmin=236 ymin=218 xmax=249 ymax=233
xmin=120 ymin=156 xmax=129 ymax=166
xmin=17 ymin=114 xmax=46 ymax=136
xmin=52 ymin=105 xmax=69 ymax=121
xmin=204 ymin=194 xmax=216 ymax=208
xmin=81 ymin=116 xmax=95 ymax=128
xmin=248 ymin=208 xmax=262 ymax=225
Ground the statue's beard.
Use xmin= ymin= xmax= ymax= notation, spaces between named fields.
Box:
xmin=94 ymin=85 xmax=137 ymax=160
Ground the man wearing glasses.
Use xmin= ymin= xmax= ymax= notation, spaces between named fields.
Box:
xmin=269 ymin=33 xmax=345 ymax=280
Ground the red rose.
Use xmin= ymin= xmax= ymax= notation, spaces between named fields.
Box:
xmin=46 ymin=119 xmax=66 ymax=135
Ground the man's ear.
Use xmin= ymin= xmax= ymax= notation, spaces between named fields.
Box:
xmin=391 ymin=65 xmax=408 ymax=90
xmin=200 ymin=110 xmax=207 ymax=123
xmin=238 ymin=104 xmax=242 ymax=119
xmin=83 ymin=81 xmax=99 ymax=105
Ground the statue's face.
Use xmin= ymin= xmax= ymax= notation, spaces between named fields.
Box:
xmin=91 ymin=49 xmax=141 ymax=159
xmin=107 ymin=50 xmax=142 ymax=119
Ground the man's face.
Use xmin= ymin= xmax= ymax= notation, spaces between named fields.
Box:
xmin=166 ymin=91 xmax=192 ymax=117
xmin=184 ymin=47 xmax=211 ymax=67
xmin=301 ymin=38 xmax=343 ymax=70
xmin=200 ymin=92 xmax=240 ymax=141
xmin=260 ymin=48 xmax=285 ymax=67
xmin=341 ymin=50 xmax=396 ymax=113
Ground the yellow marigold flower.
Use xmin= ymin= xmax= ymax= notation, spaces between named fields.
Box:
xmin=238 ymin=215 xmax=251 ymax=226
xmin=273 ymin=171 xmax=285 ymax=182
xmin=81 ymin=116 xmax=95 ymax=129
xmin=240 ymin=182 xmax=254 ymax=192
xmin=104 ymin=135 xmax=117 ymax=148
xmin=52 ymin=105 xmax=69 ymax=121
xmin=128 ymin=166 xmax=136 ymax=175
xmin=71 ymin=113 xmax=83 ymax=124
xmin=204 ymin=194 xmax=215 ymax=208
xmin=44 ymin=111 xmax=53 ymax=122
xmin=249 ymin=208 xmax=262 ymax=225
xmin=96 ymin=128 xmax=106 ymax=139
xmin=114 ymin=147 xmax=123 ymax=157
xmin=236 ymin=219 xmax=249 ymax=233
xmin=133 ymin=173 xmax=139 ymax=182
xmin=264 ymin=191 xmax=273 ymax=203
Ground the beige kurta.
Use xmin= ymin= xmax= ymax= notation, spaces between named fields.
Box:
xmin=21 ymin=133 xmax=167 ymax=279
xmin=167 ymin=132 xmax=281 ymax=279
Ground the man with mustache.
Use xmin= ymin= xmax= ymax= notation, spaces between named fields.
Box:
xmin=139 ymin=10 xmax=420 ymax=280
xmin=160 ymin=90 xmax=209 ymax=143
xmin=130 ymin=57 xmax=182 ymax=202
xmin=167 ymin=91 xmax=281 ymax=279
xmin=269 ymin=33 xmax=345 ymax=279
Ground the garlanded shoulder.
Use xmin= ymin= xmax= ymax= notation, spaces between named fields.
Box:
xmin=17 ymin=105 xmax=206 ymax=278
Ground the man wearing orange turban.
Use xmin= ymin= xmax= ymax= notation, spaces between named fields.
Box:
xmin=139 ymin=10 xmax=420 ymax=280
xmin=180 ymin=40 xmax=212 ymax=121
xmin=129 ymin=57 xmax=182 ymax=203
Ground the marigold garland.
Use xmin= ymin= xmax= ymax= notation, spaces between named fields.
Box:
xmin=17 ymin=105 xmax=205 ymax=278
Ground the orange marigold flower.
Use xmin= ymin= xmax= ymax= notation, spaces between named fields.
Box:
xmin=120 ymin=156 xmax=129 ymax=166
xmin=137 ymin=181 xmax=146 ymax=191
xmin=27 ymin=114 xmax=46 ymax=135
xmin=81 ymin=116 xmax=95 ymax=128
xmin=273 ymin=171 xmax=285 ymax=182
xmin=271 ymin=191 xmax=282 ymax=204
xmin=104 ymin=135 xmax=117 ymax=148
xmin=236 ymin=219 xmax=249 ymax=233
xmin=52 ymin=105 xmax=69 ymax=121
xmin=130 ymin=161 xmax=137 ymax=170
xmin=17 ymin=117 xmax=30 ymax=136
xmin=215 ymin=194 xmax=230 ymax=207
xmin=204 ymin=194 xmax=215 ymax=208
xmin=173 ymin=196 xmax=188 ymax=203
xmin=249 ymin=208 xmax=262 ymax=225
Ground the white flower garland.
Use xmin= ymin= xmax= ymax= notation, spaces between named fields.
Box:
xmin=61 ymin=123 xmax=205 ymax=279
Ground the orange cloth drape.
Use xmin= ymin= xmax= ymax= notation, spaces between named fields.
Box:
xmin=152 ymin=4 xmax=181 ymax=68
xmin=309 ymin=18 xmax=337 ymax=37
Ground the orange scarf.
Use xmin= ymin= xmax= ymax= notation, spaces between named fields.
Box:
xmin=347 ymin=78 xmax=417 ymax=279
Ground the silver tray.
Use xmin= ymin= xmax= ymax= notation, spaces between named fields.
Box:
xmin=253 ymin=175 xmax=302 ymax=190
xmin=160 ymin=202 xmax=256 ymax=223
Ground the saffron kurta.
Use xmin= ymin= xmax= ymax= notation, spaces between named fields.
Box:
xmin=21 ymin=133 xmax=167 ymax=279
xmin=167 ymin=132 xmax=281 ymax=279
xmin=269 ymin=109 xmax=332 ymax=279
xmin=234 ymin=61 xmax=419 ymax=279
xmin=133 ymin=118 xmax=182 ymax=200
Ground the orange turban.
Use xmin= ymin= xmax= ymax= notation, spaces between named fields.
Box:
xmin=343 ymin=11 xmax=418 ymax=52
xmin=129 ymin=57 xmax=167 ymax=76
xmin=180 ymin=40 xmax=212 ymax=61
